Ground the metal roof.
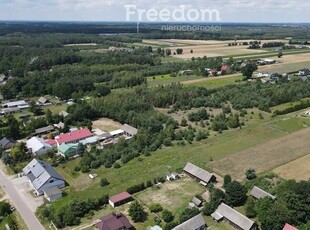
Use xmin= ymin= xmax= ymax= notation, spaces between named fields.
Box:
xmin=183 ymin=162 xmax=214 ymax=184
xmin=43 ymin=187 xmax=62 ymax=197
xmin=22 ymin=159 xmax=64 ymax=190
xmin=120 ymin=124 xmax=138 ymax=135
xmin=212 ymin=203 xmax=255 ymax=230
xmin=173 ymin=213 xmax=206 ymax=230
xmin=250 ymin=186 xmax=276 ymax=200
xmin=26 ymin=137 xmax=52 ymax=153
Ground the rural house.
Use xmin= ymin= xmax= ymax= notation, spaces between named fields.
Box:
xmin=0 ymin=137 xmax=16 ymax=150
xmin=37 ymin=97 xmax=51 ymax=106
xmin=58 ymin=143 xmax=80 ymax=157
xmin=299 ymin=68 xmax=310 ymax=76
xmin=283 ymin=223 xmax=298 ymax=230
xmin=55 ymin=128 xmax=93 ymax=146
xmin=250 ymin=186 xmax=276 ymax=201
xmin=96 ymin=213 xmax=133 ymax=230
xmin=211 ymin=203 xmax=257 ymax=230
xmin=173 ymin=213 xmax=207 ymax=230
xmin=43 ymin=187 xmax=62 ymax=202
xmin=109 ymin=192 xmax=132 ymax=208
xmin=22 ymin=159 xmax=65 ymax=196
xmin=26 ymin=137 xmax=53 ymax=155
xmin=120 ymin=124 xmax=138 ymax=138
xmin=183 ymin=162 xmax=216 ymax=186
xmin=59 ymin=110 xmax=69 ymax=117
xmin=0 ymin=107 xmax=21 ymax=116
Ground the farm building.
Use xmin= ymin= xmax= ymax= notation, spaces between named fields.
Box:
xmin=59 ymin=111 xmax=69 ymax=117
xmin=2 ymin=100 xmax=29 ymax=109
xmin=173 ymin=213 xmax=207 ymax=230
xmin=79 ymin=136 xmax=98 ymax=145
xmin=299 ymin=68 xmax=310 ymax=76
xmin=250 ymin=186 xmax=276 ymax=201
xmin=109 ymin=129 xmax=124 ymax=137
xmin=283 ymin=223 xmax=298 ymax=230
xmin=96 ymin=213 xmax=133 ymax=230
xmin=54 ymin=122 xmax=65 ymax=130
xmin=22 ymin=159 xmax=65 ymax=196
xmin=34 ymin=125 xmax=55 ymax=135
xmin=189 ymin=197 xmax=203 ymax=208
xmin=109 ymin=192 xmax=132 ymax=208
xmin=212 ymin=203 xmax=257 ymax=230
xmin=183 ymin=162 xmax=216 ymax=186
xmin=55 ymin=128 xmax=93 ymax=146
xmin=166 ymin=172 xmax=179 ymax=181
xmin=37 ymin=97 xmax=51 ymax=106
xmin=27 ymin=137 xmax=53 ymax=155
xmin=0 ymin=107 xmax=21 ymax=115
xmin=0 ymin=137 xmax=16 ymax=150
xmin=121 ymin=124 xmax=138 ymax=138
xmin=43 ymin=187 xmax=62 ymax=202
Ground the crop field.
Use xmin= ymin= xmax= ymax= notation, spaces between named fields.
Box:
xmin=258 ymin=52 xmax=310 ymax=73
xmin=209 ymin=126 xmax=310 ymax=179
xmin=273 ymin=153 xmax=310 ymax=181
xmin=142 ymin=39 xmax=288 ymax=59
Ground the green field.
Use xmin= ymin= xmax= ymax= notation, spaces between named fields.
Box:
xmin=261 ymin=60 xmax=310 ymax=74
xmin=147 ymin=74 xmax=201 ymax=86
xmin=184 ymin=75 xmax=244 ymax=88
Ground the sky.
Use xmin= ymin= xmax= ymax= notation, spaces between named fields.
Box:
xmin=1 ymin=0 xmax=310 ymax=23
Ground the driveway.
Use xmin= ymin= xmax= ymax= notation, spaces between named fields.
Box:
xmin=0 ymin=168 xmax=45 ymax=230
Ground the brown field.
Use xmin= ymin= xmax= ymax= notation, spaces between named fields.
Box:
xmin=258 ymin=52 xmax=310 ymax=73
xmin=208 ymin=127 xmax=310 ymax=179
xmin=273 ymin=154 xmax=310 ymax=181
xmin=92 ymin=117 xmax=122 ymax=132
xmin=142 ymin=39 xmax=288 ymax=59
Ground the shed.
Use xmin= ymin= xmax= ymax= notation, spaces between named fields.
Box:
xmin=283 ymin=223 xmax=298 ymax=230
xmin=211 ymin=203 xmax=257 ymax=230
xmin=173 ymin=213 xmax=206 ymax=230
xmin=109 ymin=192 xmax=132 ymax=208
xmin=120 ymin=124 xmax=138 ymax=137
xmin=189 ymin=197 xmax=203 ymax=207
xmin=43 ymin=187 xmax=62 ymax=202
xmin=183 ymin=162 xmax=216 ymax=185
xmin=35 ymin=125 xmax=55 ymax=135
xmin=250 ymin=186 xmax=276 ymax=201
xmin=0 ymin=137 xmax=16 ymax=150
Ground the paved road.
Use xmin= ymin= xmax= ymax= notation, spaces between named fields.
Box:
xmin=0 ymin=169 xmax=45 ymax=230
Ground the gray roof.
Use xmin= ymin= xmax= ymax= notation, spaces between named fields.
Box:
xmin=212 ymin=203 xmax=255 ymax=230
xmin=35 ymin=125 xmax=55 ymax=135
xmin=59 ymin=111 xmax=69 ymax=117
xmin=250 ymin=186 xmax=276 ymax=200
xmin=121 ymin=124 xmax=138 ymax=136
xmin=38 ymin=97 xmax=50 ymax=104
xmin=191 ymin=197 xmax=202 ymax=206
xmin=173 ymin=213 xmax=206 ymax=230
xmin=22 ymin=159 xmax=64 ymax=190
xmin=0 ymin=137 xmax=16 ymax=148
xmin=43 ymin=187 xmax=62 ymax=197
xmin=183 ymin=162 xmax=215 ymax=184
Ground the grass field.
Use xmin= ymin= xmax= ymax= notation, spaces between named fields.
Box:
xmin=147 ymin=74 xmax=201 ymax=86
xmin=92 ymin=117 xmax=122 ymax=132
xmin=209 ymin=125 xmax=310 ymax=179
xmin=273 ymin=153 xmax=310 ymax=181
xmin=183 ymin=75 xmax=244 ymax=88
xmin=135 ymin=178 xmax=205 ymax=217
xmin=271 ymin=98 xmax=310 ymax=112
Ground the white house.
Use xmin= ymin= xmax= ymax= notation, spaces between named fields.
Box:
xmin=22 ymin=159 xmax=65 ymax=196
xmin=26 ymin=137 xmax=53 ymax=155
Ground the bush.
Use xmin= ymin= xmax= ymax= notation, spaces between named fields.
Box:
xmin=126 ymin=183 xmax=146 ymax=194
xmin=162 ymin=209 xmax=174 ymax=223
xmin=129 ymin=201 xmax=147 ymax=223
xmin=150 ymin=203 xmax=163 ymax=213
xmin=100 ymin=178 xmax=109 ymax=187
xmin=245 ymin=169 xmax=257 ymax=180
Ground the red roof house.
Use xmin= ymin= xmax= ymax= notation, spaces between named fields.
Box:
xmin=45 ymin=139 xmax=57 ymax=147
xmin=109 ymin=192 xmax=132 ymax=208
xmin=55 ymin=128 xmax=92 ymax=145
xmin=96 ymin=213 xmax=132 ymax=230
xmin=283 ymin=224 xmax=298 ymax=230
xmin=221 ymin=65 xmax=229 ymax=72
